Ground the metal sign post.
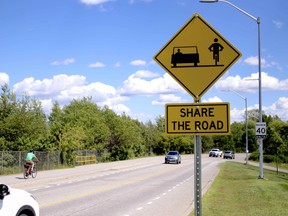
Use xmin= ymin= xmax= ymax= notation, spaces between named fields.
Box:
xmin=194 ymin=134 xmax=202 ymax=216
xmin=194 ymin=99 xmax=202 ymax=216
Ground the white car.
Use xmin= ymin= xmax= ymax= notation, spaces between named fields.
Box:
xmin=209 ymin=148 xmax=223 ymax=157
xmin=0 ymin=184 xmax=39 ymax=216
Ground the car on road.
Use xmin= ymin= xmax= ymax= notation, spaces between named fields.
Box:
xmin=0 ymin=184 xmax=39 ymax=216
xmin=165 ymin=151 xmax=181 ymax=164
xmin=209 ymin=148 xmax=223 ymax=157
xmin=223 ymin=151 xmax=235 ymax=159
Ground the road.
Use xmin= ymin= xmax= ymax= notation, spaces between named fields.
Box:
xmin=0 ymin=154 xmax=244 ymax=216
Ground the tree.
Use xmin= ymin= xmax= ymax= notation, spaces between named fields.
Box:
xmin=107 ymin=112 xmax=145 ymax=161
xmin=62 ymin=98 xmax=110 ymax=151
xmin=58 ymin=126 xmax=86 ymax=165
xmin=229 ymin=122 xmax=244 ymax=152
xmin=247 ymin=109 xmax=260 ymax=122
xmin=264 ymin=120 xmax=287 ymax=164
xmin=201 ymin=136 xmax=214 ymax=152
xmin=47 ymin=101 xmax=64 ymax=151
xmin=0 ymin=84 xmax=48 ymax=151
xmin=155 ymin=115 xmax=165 ymax=133
xmin=143 ymin=120 xmax=160 ymax=155
xmin=212 ymin=135 xmax=231 ymax=151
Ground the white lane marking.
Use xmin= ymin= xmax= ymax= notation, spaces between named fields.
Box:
xmin=123 ymin=175 xmax=193 ymax=216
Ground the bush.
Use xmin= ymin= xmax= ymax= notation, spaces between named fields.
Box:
xmin=249 ymin=152 xmax=259 ymax=161
xmin=263 ymin=155 xmax=275 ymax=163
xmin=249 ymin=153 xmax=286 ymax=164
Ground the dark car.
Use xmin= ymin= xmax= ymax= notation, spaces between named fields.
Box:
xmin=171 ymin=46 xmax=200 ymax=67
xmin=223 ymin=151 xmax=235 ymax=159
xmin=165 ymin=151 xmax=181 ymax=164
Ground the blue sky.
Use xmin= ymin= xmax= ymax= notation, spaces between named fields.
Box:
xmin=0 ymin=0 xmax=287 ymax=123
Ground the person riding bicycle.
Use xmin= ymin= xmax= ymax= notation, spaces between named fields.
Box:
xmin=25 ymin=150 xmax=39 ymax=174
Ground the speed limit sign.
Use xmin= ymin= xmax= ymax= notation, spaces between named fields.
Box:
xmin=255 ymin=122 xmax=266 ymax=137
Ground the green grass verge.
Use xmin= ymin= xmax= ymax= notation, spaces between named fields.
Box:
xmin=191 ymin=162 xmax=288 ymax=216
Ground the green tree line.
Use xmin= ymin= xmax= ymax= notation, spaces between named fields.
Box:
xmin=0 ymin=84 xmax=287 ymax=165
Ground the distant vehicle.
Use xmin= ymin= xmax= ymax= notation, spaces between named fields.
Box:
xmin=171 ymin=46 xmax=200 ymax=67
xmin=0 ymin=184 xmax=39 ymax=216
xmin=165 ymin=151 xmax=181 ymax=164
xmin=223 ymin=151 xmax=235 ymax=159
xmin=209 ymin=148 xmax=223 ymax=157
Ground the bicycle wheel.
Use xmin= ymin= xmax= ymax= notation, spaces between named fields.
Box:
xmin=31 ymin=167 xmax=37 ymax=178
xmin=23 ymin=168 xmax=29 ymax=179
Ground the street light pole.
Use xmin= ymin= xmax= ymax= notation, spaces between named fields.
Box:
xmin=200 ymin=0 xmax=263 ymax=179
xmin=230 ymin=90 xmax=248 ymax=165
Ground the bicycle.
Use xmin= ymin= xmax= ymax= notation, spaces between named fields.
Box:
xmin=24 ymin=161 xmax=38 ymax=179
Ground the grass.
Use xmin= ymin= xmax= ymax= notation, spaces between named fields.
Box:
xmin=264 ymin=161 xmax=288 ymax=170
xmin=191 ymin=162 xmax=288 ymax=216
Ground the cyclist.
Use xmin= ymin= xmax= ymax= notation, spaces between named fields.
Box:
xmin=208 ymin=38 xmax=224 ymax=65
xmin=25 ymin=150 xmax=39 ymax=174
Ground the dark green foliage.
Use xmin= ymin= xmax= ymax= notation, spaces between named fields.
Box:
xmin=248 ymin=151 xmax=259 ymax=161
xmin=0 ymin=84 xmax=47 ymax=151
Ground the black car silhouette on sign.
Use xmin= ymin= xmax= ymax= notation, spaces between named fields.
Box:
xmin=171 ymin=46 xmax=200 ymax=67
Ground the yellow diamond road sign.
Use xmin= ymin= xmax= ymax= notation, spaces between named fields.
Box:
xmin=154 ymin=13 xmax=241 ymax=100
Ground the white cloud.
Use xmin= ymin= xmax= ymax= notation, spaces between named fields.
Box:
xmin=269 ymin=97 xmax=288 ymax=111
xmin=133 ymin=70 xmax=159 ymax=78
xmin=51 ymin=58 xmax=75 ymax=66
xmin=39 ymin=99 xmax=54 ymax=114
xmin=120 ymin=72 xmax=183 ymax=96
xmin=230 ymin=107 xmax=246 ymax=122
xmin=215 ymin=72 xmax=288 ymax=93
xmin=11 ymin=74 xmax=130 ymax=117
xmin=273 ymin=20 xmax=283 ymax=29
xmin=275 ymin=97 xmax=288 ymax=109
xmin=13 ymin=74 xmax=86 ymax=97
xmin=152 ymin=94 xmax=186 ymax=105
xmin=0 ymin=73 xmax=9 ymax=85
xmin=130 ymin=59 xmax=147 ymax=66
xmin=109 ymin=103 xmax=130 ymax=114
xmin=243 ymin=56 xmax=266 ymax=67
xmin=202 ymin=96 xmax=223 ymax=103
xmin=262 ymin=97 xmax=288 ymax=121
xmin=89 ymin=62 xmax=106 ymax=68
xmin=56 ymin=82 xmax=117 ymax=102
xmin=114 ymin=62 xmax=121 ymax=67
xmin=80 ymin=0 xmax=112 ymax=5
xmin=207 ymin=95 xmax=288 ymax=122
xmin=129 ymin=0 xmax=154 ymax=4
